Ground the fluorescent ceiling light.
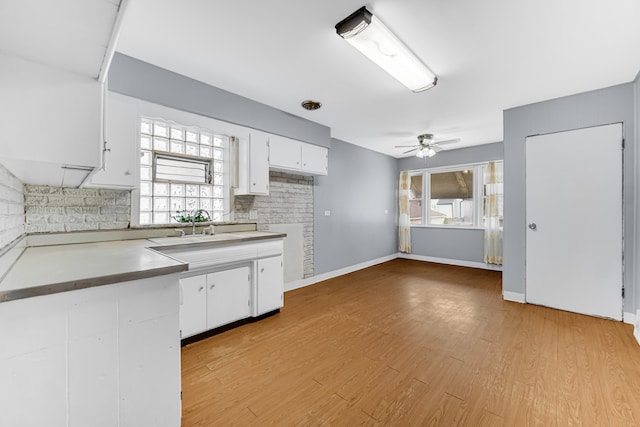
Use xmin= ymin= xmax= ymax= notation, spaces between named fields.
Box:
xmin=335 ymin=7 xmax=437 ymax=93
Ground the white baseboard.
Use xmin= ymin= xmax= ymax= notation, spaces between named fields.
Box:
xmin=634 ymin=310 xmax=640 ymax=346
xmin=503 ymin=291 xmax=526 ymax=303
xmin=624 ymin=311 xmax=636 ymax=325
xmin=397 ymin=253 xmax=503 ymax=272
xmin=284 ymin=254 xmax=398 ymax=292
xmin=285 ymin=253 xmax=502 ymax=292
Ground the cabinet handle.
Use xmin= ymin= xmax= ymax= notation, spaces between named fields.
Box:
xmin=260 ymin=268 xmax=265 ymax=273
xmin=252 ymin=182 xmax=256 ymax=186
xmin=198 ymin=286 xmax=204 ymax=292
xmin=210 ymin=284 xmax=216 ymax=289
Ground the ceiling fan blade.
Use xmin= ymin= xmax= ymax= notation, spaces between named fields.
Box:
xmin=395 ymin=145 xmax=419 ymax=148
xmin=433 ymin=138 xmax=461 ymax=146
xmin=403 ymin=148 xmax=418 ymax=154
xmin=432 ymin=145 xmax=444 ymax=152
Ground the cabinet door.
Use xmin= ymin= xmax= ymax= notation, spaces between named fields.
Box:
xmin=179 ymin=275 xmax=207 ymax=338
xmin=257 ymin=256 xmax=284 ymax=315
xmin=86 ymin=92 xmax=138 ymax=188
xmin=269 ymin=136 xmax=301 ymax=169
xmin=206 ymin=266 xmax=251 ymax=329
xmin=301 ymin=144 xmax=328 ymax=175
xmin=249 ymin=133 xmax=270 ymax=195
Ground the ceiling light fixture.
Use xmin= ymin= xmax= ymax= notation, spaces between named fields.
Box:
xmin=335 ymin=6 xmax=437 ymax=93
xmin=416 ymin=146 xmax=437 ymax=158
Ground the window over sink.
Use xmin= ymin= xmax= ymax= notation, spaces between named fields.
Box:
xmin=138 ymin=117 xmax=230 ymax=225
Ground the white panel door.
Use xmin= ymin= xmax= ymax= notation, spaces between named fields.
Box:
xmin=257 ymin=255 xmax=284 ymax=315
xmin=525 ymin=123 xmax=623 ymax=320
xmin=206 ymin=266 xmax=251 ymax=329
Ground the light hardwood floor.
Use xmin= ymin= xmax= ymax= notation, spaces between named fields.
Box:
xmin=181 ymin=259 xmax=640 ymax=426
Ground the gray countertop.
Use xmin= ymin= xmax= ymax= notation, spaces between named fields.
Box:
xmin=0 ymin=231 xmax=285 ymax=303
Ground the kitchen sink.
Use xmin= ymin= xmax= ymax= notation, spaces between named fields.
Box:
xmin=148 ymin=234 xmax=239 ymax=245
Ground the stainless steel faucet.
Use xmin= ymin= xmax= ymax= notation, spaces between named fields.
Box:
xmin=190 ymin=209 xmax=211 ymax=235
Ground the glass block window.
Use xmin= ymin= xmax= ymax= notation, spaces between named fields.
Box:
xmin=139 ymin=117 xmax=227 ymax=225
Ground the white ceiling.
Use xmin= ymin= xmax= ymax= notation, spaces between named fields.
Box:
xmin=3 ymin=1 xmax=640 ymax=158
xmin=0 ymin=0 xmax=121 ymax=78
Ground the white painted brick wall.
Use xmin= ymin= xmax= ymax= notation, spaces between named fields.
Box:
xmin=0 ymin=163 xmax=25 ymax=249
xmin=235 ymin=172 xmax=314 ymax=278
xmin=24 ymin=185 xmax=132 ymax=233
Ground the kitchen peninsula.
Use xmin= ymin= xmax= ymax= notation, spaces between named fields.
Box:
xmin=0 ymin=226 xmax=284 ymax=427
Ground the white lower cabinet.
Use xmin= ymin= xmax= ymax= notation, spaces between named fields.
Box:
xmin=180 ymin=266 xmax=251 ymax=339
xmin=206 ymin=267 xmax=251 ymax=329
xmin=175 ymin=238 xmax=284 ymax=339
xmin=179 ymin=275 xmax=207 ymax=338
xmin=256 ymin=255 xmax=284 ymax=315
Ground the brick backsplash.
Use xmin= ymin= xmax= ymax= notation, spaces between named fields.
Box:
xmin=24 ymin=185 xmax=131 ymax=233
xmin=235 ymin=172 xmax=314 ymax=278
xmin=0 ymin=163 xmax=25 ymax=248
xmin=22 ymin=173 xmax=314 ymax=275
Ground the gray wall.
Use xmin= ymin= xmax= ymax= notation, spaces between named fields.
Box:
xmin=503 ymin=83 xmax=636 ymax=313
xmin=108 ymin=53 xmax=331 ymax=148
xmin=397 ymin=142 xmax=504 ymax=264
xmin=314 ymin=139 xmax=398 ymax=275
xmin=635 ymin=73 xmax=640 ymax=316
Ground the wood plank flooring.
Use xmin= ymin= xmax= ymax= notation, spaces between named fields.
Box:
xmin=181 ymin=259 xmax=640 ymax=426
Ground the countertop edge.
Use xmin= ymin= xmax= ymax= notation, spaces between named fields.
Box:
xmin=147 ymin=233 xmax=287 ymax=251
xmin=0 ymin=263 xmax=188 ymax=303
xmin=0 ymin=232 xmax=286 ymax=303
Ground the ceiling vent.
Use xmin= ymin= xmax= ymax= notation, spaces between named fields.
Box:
xmin=301 ymin=100 xmax=322 ymax=111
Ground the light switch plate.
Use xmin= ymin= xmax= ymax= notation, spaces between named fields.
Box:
xmin=324 ymin=210 xmax=331 ymax=216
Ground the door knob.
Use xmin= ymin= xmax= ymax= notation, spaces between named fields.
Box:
xmin=528 ymin=223 xmax=537 ymax=231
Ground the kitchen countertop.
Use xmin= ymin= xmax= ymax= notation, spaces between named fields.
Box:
xmin=0 ymin=231 xmax=285 ymax=303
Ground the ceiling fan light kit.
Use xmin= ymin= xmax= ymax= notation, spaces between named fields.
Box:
xmin=396 ymin=133 xmax=460 ymax=158
xmin=335 ymin=6 xmax=437 ymax=93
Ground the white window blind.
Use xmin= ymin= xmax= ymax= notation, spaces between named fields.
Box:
xmin=154 ymin=155 xmax=209 ymax=183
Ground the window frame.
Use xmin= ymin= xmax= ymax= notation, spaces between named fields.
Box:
xmin=132 ymin=113 xmax=234 ymax=227
xmin=407 ymin=162 xmax=493 ymax=230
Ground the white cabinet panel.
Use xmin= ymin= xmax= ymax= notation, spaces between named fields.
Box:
xmin=180 ymin=275 xmax=207 ymax=338
xmin=85 ymin=92 xmax=138 ymax=189
xmin=257 ymin=255 xmax=284 ymax=315
xmin=0 ymin=275 xmax=181 ymax=427
xmin=0 ymin=53 xmax=101 ymax=186
xmin=269 ymin=135 xmax=328 ymax=176
xmin=301 ymin=143 xmax=328 ymax=175
xmin=235 ymin=132 xmax=270 ymax=195
xmin=206 ymin=266 xmax=251 ymax=329
xmin=269 ymin=135 xmax=301 ymax=169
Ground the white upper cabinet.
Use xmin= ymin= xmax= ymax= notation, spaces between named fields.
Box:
xmin=301 ymin=143 xmax=329 ymax=175
xmin=0 ymin=53 xmax=102 ymax=186
xmin=234 ymin=131 xmax=270 ymax=195
xmin=269 ymin=136 xmax=302 ymax=170
xmin=84 ymin=92 xmax=138 ymax=189
xmin=269 ymin=135 xmax=328 ymax=176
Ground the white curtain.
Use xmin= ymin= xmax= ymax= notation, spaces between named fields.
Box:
xmin=398 ymin=171 xmax=411 ymax=253
xmin=484 ymin=161 xmax=503 ymax=265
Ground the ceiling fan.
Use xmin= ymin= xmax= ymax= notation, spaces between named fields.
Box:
xmin=396 ymin=134 xmax=460 ymax=158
